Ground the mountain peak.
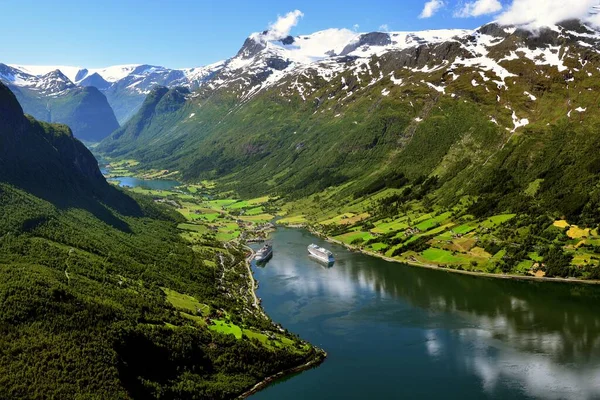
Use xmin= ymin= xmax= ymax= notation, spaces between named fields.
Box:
xmin=37 ymin=69 xmax=75 ymax=94
xmin=236 ymin=36 xmax=268 ymax=59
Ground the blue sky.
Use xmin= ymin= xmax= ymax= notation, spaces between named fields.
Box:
xmin=1 ymin=0 xmax=504 ymax=68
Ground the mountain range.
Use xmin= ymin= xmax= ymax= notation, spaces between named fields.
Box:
xmin=0 ymin=62 xmax=223 ymax=131
xmin=4 ymin=13 xmax=600 ymax=399
xmin=93 ymin=20 xmax=600 ymax=224
xmin=5 ymin=19 xmax=600 ymax=224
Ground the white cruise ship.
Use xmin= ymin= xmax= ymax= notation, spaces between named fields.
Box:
xmin=254 ymin=243 xmax=273 ymax=262
xmin=307 ymin=243 xmax=335 ymax=264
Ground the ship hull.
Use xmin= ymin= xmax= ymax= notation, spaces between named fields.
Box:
xmin=255 ymin=249 xmax=273 ymax=262
xmin=308 ymin=248 xmax=335 ymax=264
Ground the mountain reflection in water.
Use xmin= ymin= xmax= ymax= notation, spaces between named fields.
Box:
xmin=251 ymin=228 xmax=600 ymax=400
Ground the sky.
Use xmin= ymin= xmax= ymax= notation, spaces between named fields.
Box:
xmin=1 ymin=0 xmax=599 ymax=69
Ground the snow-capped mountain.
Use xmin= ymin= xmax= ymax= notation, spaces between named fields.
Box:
xmin=0 ymin=64 xmax=76 ymax=96
xmin=195 ymin=20 xmax=600 ymax=104
xmin=5 ymin=20 xmax=600 ymax=138
xmin=96 ymin=18 xmax=600 ymax=201
xmin=2 ymin=62 xmax=224 ymax=124
xmin=0 ymin=64 xmax=119 ymax=142
xmin=1 ymin=27 xmax=479 ymax=124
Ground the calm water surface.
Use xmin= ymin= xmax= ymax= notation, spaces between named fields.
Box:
xmin=106 ymin=176 xmax=180 ymax=190
xmin=250 ymin=228 xmax=600 ymax=399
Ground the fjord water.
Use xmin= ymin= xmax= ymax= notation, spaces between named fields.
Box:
xmin=251 ymin=228 xmax=600 ymax=399
xmin=106 ymin=176 xmax=180 ymax=190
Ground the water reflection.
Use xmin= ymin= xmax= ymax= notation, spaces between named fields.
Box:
xmin=252 ymin=228 xmax=600 ymax=399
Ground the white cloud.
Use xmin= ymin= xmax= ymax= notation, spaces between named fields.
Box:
xmin=379 ymin=24 xmax=390 ymax=32
xmin=353 ymin=23 xmax=360 ymax=31
xmin=419 ymin=0 xmax=445 ymax=18
xmin=264 ymin=10 xmax=304 ymax=41
xmin=497 ymin=0 xmax=600 ymax=29
xmin=455 ymin=0 xmax=503 ymax=18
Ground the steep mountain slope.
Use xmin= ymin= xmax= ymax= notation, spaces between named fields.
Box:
xmin=98 ymin=86 xmax=191 ymax=157
xmin=0 ymin=65 xmax=119 ymax=142
xmin=96 ymin=20 xmax=600 ymax=223
xmin=0 ymin=81 xmax=129 ymax=209
xmin=0 ymin=81 xmax=318 ymax=398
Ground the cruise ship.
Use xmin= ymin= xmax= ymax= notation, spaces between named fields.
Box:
xmin=307 ymin=243 xmax=335 ymax=264
xmin=254 ymin=243 xmax=273 ymax=262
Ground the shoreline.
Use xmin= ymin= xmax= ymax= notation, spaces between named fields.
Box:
xmin=236 ymin=349 xmax=327 ymax=399
xmin=290 ymin=225 xmax=600 ymax=286
xmin=237 ymin=242 xmax=328 ymax=399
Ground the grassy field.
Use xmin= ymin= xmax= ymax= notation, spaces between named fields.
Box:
xmin=240 ymin=214 xmax=274 ymax=224
xmin=415 ymin=212 xmax=453 ymax=232
xmin=162 ymin=287 xmax=210 ymax=316
xmin=278 ymin=215 xmax=307 ymax=225
xmin=178 ymin=223 xmax=209 ymax=234
xmin=371 ymin=218 xmax=409 ymax=234
xmin=480 ymin=214 xmax=516 ymax=228
xmin=334 ymin=231 xmax=375 ymax=244
xmin=209 ymin=319 xmax=243 ymax=339
xmin=420 ymin=248 xmax=467 ymax=264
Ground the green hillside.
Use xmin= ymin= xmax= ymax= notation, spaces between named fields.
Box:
xmin=96 ymin=23 xmax=600 ymax=279
xmin=0 ymin=82 xmax=319 ymax=398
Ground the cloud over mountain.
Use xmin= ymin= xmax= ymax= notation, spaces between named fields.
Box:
xmin=264 ymin=10 xmax=304 ymax=41
xmin=419 ymin=0 xmax=445 ymax=18
xmin=455 ymin=0 xmax=503 ymax=18
xmin=497 ymin=0 xmax=600 ymax=28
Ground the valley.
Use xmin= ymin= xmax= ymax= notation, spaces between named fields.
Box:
xmin=106 ymin=157 xmax=600 ymax=282
xmin=0 ymin=82 xmax=323 ymax=399
xmin=5 ymin=3 xmax=600 ymax=398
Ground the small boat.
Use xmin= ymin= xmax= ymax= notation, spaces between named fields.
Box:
xmin=254 ymin=243 xmax=273 ymax=263
xmin=307 ymin=243 xmax=335 ymax=264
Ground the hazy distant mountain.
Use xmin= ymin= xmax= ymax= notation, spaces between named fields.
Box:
xmin=3 ymin=62 xmax=224 ymax=125
xmin=0 ymin=64 xmax=119 ymax=142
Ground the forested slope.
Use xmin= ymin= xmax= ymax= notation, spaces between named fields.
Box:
xmin=0 ymin=82 xmax=318 ymax=398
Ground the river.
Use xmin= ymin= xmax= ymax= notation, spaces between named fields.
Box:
xmin=250 ymin=228 xmax=600 ymax=399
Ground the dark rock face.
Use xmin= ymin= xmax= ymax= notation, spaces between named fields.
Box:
xmin=74 ymin=68 xmax=89 ymax=82
xmin=281 ymin=36 xmax=295 ymax=45
xmin=559 ymin=19 xmax=592 ymax=34
xmin=478 ymin=23 xmax=510 ymax=38
xmin=384 ymin=41 xmax=467 ymax=70
xmin=236 ymin=37 xmax=267 ymax=59
xmin=337 ymin=55 xmax=359 ymax=64
xmin=266 ymin=57 xmax=291 ymax=71
xmin=405 ymin=34 xmax=429 ymax=46
xmin=250 ymin=70 xmax=273 ymax=86
xmin=340 ymin=32 xmax=392 ymax=56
